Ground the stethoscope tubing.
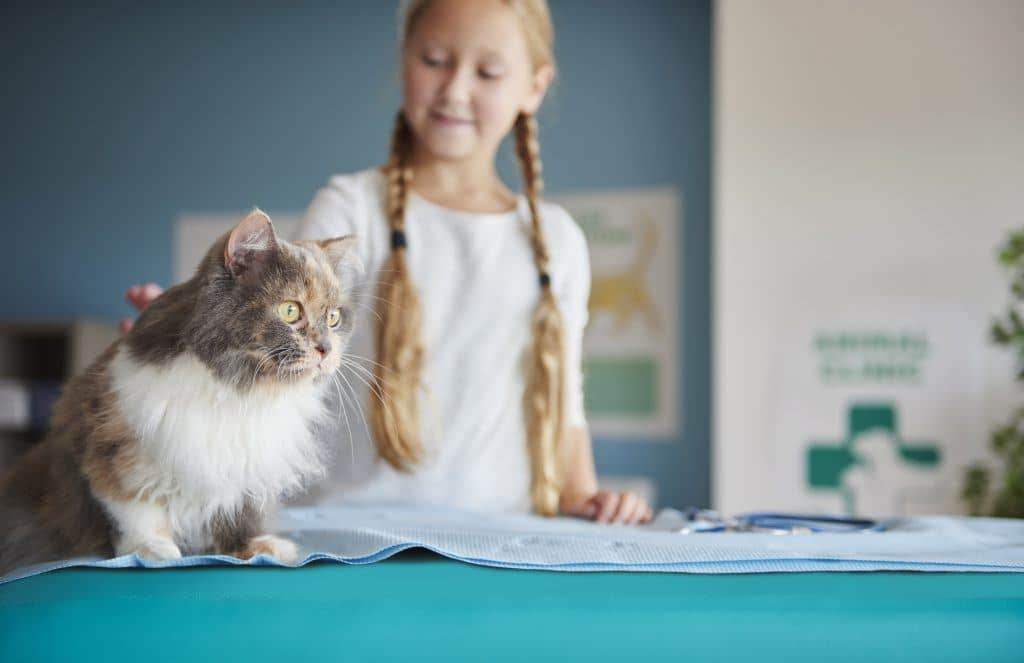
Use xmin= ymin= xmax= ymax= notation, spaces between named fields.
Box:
xmin=736 ymin=512 xmax=887 ymax=533
xmin=677 ymin=509 xmax=886 ymax=534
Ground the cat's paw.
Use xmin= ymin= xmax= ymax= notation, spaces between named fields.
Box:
xmin=245 ymin=534 xmax=299 ymax=563
xmin=130 ymin=538 xmax=182 ymax=561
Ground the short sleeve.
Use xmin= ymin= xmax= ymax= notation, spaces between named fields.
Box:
xmin=552 ymin=207 xmax=591 ymax=429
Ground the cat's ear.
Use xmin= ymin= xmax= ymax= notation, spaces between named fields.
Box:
xmin=225 ymin=209 xmax=278 ymax=282
xmin=316 ymin=235 xmax=363 ymax=277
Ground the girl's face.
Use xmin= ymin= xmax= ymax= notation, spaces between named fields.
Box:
xmin=401 ymin=0 xmax=552 ymax=164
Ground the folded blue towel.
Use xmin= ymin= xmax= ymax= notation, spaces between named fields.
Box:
xmin=2 ymin=505 xmax=1022 ymax=584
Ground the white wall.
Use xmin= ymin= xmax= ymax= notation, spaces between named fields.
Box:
xmin=715 ymin=0 xmax=1024 ymax=512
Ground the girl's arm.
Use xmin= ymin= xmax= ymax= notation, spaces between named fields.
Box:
xmin=552 ymin=212 xmax=650 ymax=524
xmin=558 ymin=426 xmax=653 ymax=524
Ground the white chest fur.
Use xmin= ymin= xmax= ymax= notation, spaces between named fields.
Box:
xmin=109 ymin=347 xmax=327 ymax=545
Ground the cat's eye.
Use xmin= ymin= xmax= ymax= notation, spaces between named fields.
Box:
xmin=327 ymin=308 xmax=342 ymax=328
xmin=277 ymin=301 xmax=302 ymax=324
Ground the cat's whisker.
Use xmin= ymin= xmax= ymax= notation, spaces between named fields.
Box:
xmin=335 ymin=371 xmax=370 ymax=468
xmin=342 ymin=352 xmax=389 ymax=373
xmin=329 ymin=372 xmax=356 ymax=470
xmin=339 ymin=361 xmax=398 ymax=426
xmin=345 ymin=363 xmax=398 ymax=401
xmin=340 ymin=358 xmax=394 ymax=397
xmin=337 ymin=358 xmax=382 ymax=395
xmin=337 ymin=368 xmax=373 ymax=450
xmin=355 ymin=304 xmax=384 ymax=325
xmin=356 ymin=294 xmax=409 ymax=318
xmin=340 ymin=354 xmax=380 ymax=378
xmin=250 ymin=350 xmax=286 ymax=390
xmin=358 ymin=292 xmax=400 ymax=307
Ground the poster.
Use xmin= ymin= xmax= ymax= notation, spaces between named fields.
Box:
xmin=769 ymin=299 xmax=985 ymax=517
xmin=551 ymin=188 xmax=682 ymax=438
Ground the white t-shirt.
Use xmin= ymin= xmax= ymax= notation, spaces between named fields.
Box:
xmin=294 ymin=168 xmax=590 ymax=513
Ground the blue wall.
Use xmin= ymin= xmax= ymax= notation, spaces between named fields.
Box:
xmin=1 ymin=0 xmax=711 ymax=508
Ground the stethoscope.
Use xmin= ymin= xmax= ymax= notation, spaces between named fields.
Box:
xmin=649 ymin=508 xmax=887 ymax=535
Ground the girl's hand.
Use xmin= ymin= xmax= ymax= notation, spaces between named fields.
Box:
xmin=562 ymin=490 xmax=654 ymax=525
xmin=120 ymin=283 xmax=163 ymax=333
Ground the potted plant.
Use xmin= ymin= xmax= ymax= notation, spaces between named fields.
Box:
xmin=962 ymin=230 xmax=1024 ymax=517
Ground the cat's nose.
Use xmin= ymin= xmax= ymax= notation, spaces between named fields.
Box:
xmin=314 ymin=341 xmax=329 ymax=358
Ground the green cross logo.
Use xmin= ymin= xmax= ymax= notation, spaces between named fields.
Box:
xmin=807 ymin=403 xmax=941 ymax=514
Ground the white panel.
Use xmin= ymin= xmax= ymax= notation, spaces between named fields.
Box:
xmin=715 ymin=0 xmax=1024 ymax=513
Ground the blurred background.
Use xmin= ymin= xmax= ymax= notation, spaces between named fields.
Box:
xmin=716 ymin=0 xmax=1023 ymax=518
xmin=1 ymin=0 xmax=1022 ymax=517
xmin=0 ymin=0 xmax=711 ymax=509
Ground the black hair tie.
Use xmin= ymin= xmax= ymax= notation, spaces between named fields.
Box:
xmin=391 ymin=229 xmax=407 ymax=250
xmin=539 ymin=271 xmax=551 ymax=288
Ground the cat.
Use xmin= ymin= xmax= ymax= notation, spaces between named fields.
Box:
xmin=0 ymin=209 xmax=357 ymax=575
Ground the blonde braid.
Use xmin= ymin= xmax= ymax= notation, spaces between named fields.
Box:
xmin=515 ymin=112 xmax=568 ymax=516
xmin=370 ymin=111 xmax=425 ymax=470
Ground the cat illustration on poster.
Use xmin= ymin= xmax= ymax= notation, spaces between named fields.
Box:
xmin=588 ymin=216 xmax=660 ymax=336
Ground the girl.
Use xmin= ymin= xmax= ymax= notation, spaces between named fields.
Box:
xmin=126 ymin=0 xmax=652 ymax=524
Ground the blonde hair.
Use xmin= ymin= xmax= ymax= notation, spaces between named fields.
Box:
xmin=371 ymin=0 xmax=566 ymax=515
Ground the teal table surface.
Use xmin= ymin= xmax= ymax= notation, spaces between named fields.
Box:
xmin=2 ymin=553 xmax=1023 ymax=662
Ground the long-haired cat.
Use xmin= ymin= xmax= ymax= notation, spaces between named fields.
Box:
xmin=0 ymin=210 xmax=356 ymax=574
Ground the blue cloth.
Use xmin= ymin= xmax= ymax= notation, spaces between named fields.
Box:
xmin=3 ymin=505 xmax=1022 ymax=584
